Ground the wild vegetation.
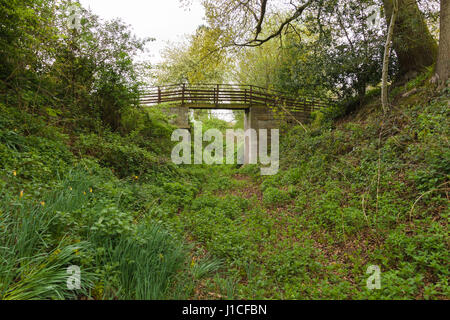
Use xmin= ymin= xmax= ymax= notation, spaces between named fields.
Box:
xmin=0 ymin=0 xmax=448 ymax=300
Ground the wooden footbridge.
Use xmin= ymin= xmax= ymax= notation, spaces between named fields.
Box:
xmin=140 ymin=83 xmax=329 ymax=117
xmin=140 ymin=84 xmax=332 ymax=163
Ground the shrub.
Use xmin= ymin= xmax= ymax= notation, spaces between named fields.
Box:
xmin=263 ymin=187 xmax=291 ymax=207
xmin=77 ymin=133 xmax=160 ymax=177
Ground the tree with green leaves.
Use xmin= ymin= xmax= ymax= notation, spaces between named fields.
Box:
xmin=155 ymin=25 xmax=231 ymax=85
xmin=233 ymin=1 xmax=397 ymax=105
xmin=199 ymin=0 xmax=439 ymax=81
xmin=0 ymin=0 xmax=151 ymax=130
xmin=0 ymin=0 xmax=57 ymax=108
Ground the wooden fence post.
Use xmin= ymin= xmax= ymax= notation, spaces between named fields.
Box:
xmin=182 ymin=83 xmax=185 ymax=106
xmin=157 ymin=86 xmax=161 ymax=104
xmin=216 ymin=84 xmax=219 ymax=106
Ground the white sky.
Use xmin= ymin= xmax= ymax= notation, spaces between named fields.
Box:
xmin=79 ymin=0 xmax=205 ymax=64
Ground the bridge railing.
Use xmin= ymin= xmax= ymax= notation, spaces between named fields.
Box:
xmin=139 ymin=84 xmax=330 ymax=114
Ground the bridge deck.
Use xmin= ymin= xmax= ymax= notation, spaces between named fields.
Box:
xmin=140 ymin=84 xmax=330 ymax=114
xmin=176 ymin=102 xmax=251 ymax=110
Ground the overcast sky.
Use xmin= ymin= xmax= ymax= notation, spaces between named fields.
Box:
xmin=79 ymin=0 xmax=205 ymax=64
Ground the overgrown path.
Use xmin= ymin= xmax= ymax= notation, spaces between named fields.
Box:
xmin=180 ymin=167 xmax=377 ymax=299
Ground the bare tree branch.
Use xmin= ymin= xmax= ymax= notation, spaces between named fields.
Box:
xmin=255 ymin=0 xmax=268 ymax=38
xmin=233 ymin=0 xmax=313 ymax=47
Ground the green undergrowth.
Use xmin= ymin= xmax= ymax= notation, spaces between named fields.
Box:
xmin=0 ymin=104 xmax=220 ymax=299
xmin=0 ymin=77 xmax=448 ymax=300
xmin=168 ymin=82 xmax=449 ymax=300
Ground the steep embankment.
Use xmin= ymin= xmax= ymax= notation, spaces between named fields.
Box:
xmin=174 ymin=81 xmax=449 ymax=299
xmin=0 ymin=104 xmax=212 ymax=299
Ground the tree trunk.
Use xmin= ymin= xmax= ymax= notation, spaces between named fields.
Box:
xmin=435 ymin=0 xmax=450 ymax=86
xmin=383 ymin=0 xmax=438 ymax=77
xmin=382 ymin=0 xmax=398 ymax=113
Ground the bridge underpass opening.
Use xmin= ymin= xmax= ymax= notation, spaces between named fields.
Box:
xmin=189 ymin=109 xmax=245 ymax=130
xmin=190 ymin=109 xmax=247 ymax=164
